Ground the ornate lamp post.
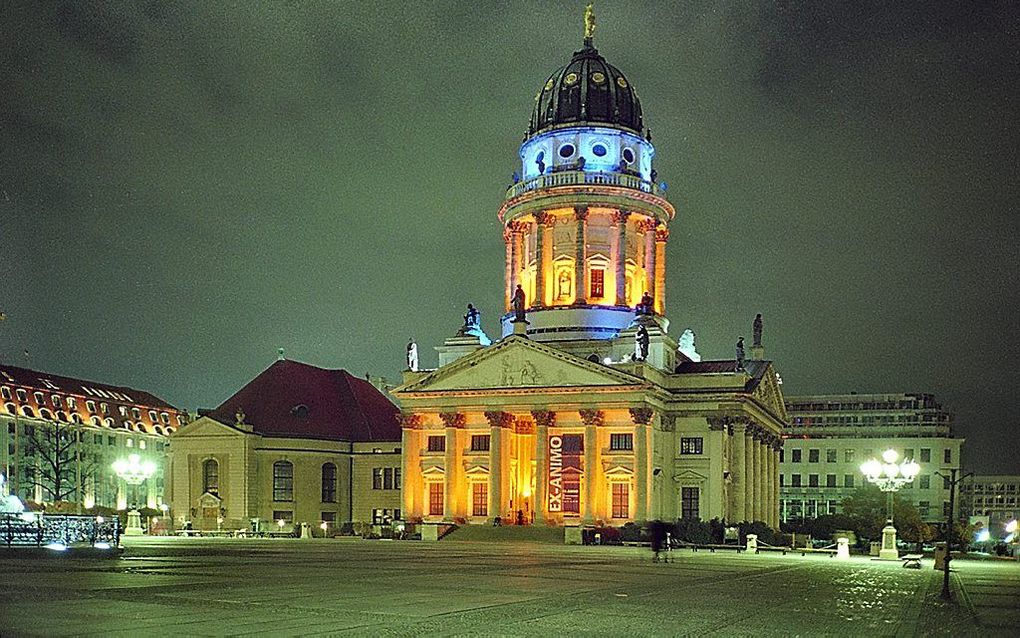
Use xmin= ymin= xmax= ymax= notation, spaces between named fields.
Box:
xmin=860 ymin=449 xmax=920 ymax=560
xmin=112 ymin=454 xmax=156 ymax=536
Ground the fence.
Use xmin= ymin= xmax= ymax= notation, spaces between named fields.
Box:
xmin=1 ymin=513 xmax=121 ymax=547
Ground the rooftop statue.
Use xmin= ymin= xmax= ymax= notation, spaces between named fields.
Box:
xmin=735 ymin=337 xmax=746 ymax=372
xmin=678 ymin=329 xmax=701 ymax=362
xmin=635 ymin=325 xmax=650 ymax=361
xmin=406 ymin=339 xmax=419 ymax=372
xmin=463 ymin=304 xmax=481 ymax=331
xmin=512 ymin=285 xmax=527 ymax=322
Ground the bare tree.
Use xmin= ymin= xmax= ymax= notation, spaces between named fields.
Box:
xmin=23 ymin=420 xmax=95 ymax=503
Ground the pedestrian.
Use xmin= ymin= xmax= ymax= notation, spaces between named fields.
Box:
xmin=650 ymin=520 xmax=666 ymax=563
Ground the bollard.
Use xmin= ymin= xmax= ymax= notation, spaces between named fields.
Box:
xmin=836 ymin=537 xmax=850 ymax=560
xmin=746 ymin=534 xmax=758 ymax=554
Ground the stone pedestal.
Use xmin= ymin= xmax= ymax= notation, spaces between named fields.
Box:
xmin=512 ymin=319 xmax=529 ymax=337
xmin=124 ymin=509 xmax=144 ymax=536
xmin=421 ymin=523 xmax=440 ymax=542
xmin=836 ymin=537 xmax=850 ymax=560
xmin=745 ymin=533 xmax=758 ymax=553
xmin=879 ymin=523 xmax=899 ymax=560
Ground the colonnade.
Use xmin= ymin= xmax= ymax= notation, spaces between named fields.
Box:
xmin=719 ymin=418 xmax=781 ymax=528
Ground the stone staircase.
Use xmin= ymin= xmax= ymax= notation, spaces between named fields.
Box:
xmin=441 ymin=524 xmax=564 ymax=544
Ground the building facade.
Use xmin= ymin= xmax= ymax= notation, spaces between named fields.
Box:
xmin=393 ymin=20 xmax=785 ymax=529
xmin=0 ymin=363 xmax=187 ymax=510
xmin=960 ymin=475 xmax=1019 ymax=537
xmin=168 ymin=359 xmax=403 ymax=531
xmin=780 ymin=393 xmax=962 ymax=523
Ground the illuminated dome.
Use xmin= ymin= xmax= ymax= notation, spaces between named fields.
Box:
xmin=528 ymin=42 xmax=644 ymax=138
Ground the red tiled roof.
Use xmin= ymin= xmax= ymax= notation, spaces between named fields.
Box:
xmin=207 ymin=359 xmax=401 ymax=442
xmin=0 ymin=363 xmax=179 ymax=410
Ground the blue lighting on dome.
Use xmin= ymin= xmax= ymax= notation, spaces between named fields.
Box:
xmin=519 ymin=125 xmax=655 ymax=183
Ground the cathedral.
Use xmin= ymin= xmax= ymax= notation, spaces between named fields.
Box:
xmin=393 ymin=12 xmax=787 ymax=529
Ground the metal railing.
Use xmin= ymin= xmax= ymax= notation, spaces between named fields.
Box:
xmin=1 ymin=513 xmax=121 ymax=547
xmin=505 ymin=170 xmax=665 ymax=200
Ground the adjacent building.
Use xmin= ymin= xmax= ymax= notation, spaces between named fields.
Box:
xmin=167 ymin=359 xmax=403 ymax=531
xmin=0 ymin=363 xmax=187 ymax=509
xmin=960 ymin=475 xmax=1019 ymax=536
xmin=393 ymin=21 xmax=786 ymax=528
xmin=780 ymin=393 xmax=962 ymax=523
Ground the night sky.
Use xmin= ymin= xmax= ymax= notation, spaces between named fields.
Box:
xmin=2 ymin=2 xmax=1018 ymax=472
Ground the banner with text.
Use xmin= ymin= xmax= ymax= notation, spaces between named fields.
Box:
xmin=548 ymin=434 xmax=583 ymax=514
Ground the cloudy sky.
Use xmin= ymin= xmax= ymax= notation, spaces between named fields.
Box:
xmin=2 ymin=1 xmax=1017 ymax=471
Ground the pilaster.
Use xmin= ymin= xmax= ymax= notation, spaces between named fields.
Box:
xmin=574 ymin=206 xmax=588 ymax=304
xmin=654 ymin=225 xmax=668 ymax=314
xmin=612 ymin=211 xmax=629 ymax=305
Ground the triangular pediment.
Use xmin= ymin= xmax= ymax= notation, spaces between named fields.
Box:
xmin=395 ymin=336 xmax=643 ymax=393
xmin=752 ymin=362 xmax=788 ymax=422
xmin=173 ymin=416 xmax=248 ymax=438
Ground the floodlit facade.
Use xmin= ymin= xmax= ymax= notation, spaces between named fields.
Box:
xmin=393 ymin=20 xmax=786 ymax=528
xmin=780 ymin=393 xmax=963 ymax=523
xmin=960 ymin=474 xmax=1019 ymax=534
xmin=167 ymin=360 xmax=403 ymax=531
xmin=0 ymin=363 xmax=186 ymax=509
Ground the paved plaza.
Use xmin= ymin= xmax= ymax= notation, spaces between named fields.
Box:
xmin=1 ymin=537 xmax=1017 ymax=636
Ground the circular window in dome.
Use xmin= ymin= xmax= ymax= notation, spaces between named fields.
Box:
xmin=591 ymin=71 xmax=606 ymax=84
xmin=544 ymin=78 xmax=554 ymax=91
xmin=592 ymin=144 xmax=607 ymax=157
xmin=564 ymin=72 xmax=578 ymax=86
xmin=617 ymin=76 xmax=628 ymax=88
xmin=622 ymin=148 xmax=635 ymax=164
xmin=558 ymin=144 xmax=576 ymax=159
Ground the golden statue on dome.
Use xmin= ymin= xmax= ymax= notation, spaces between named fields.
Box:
xmin=584 ymin=3 xmax=596 ymax=42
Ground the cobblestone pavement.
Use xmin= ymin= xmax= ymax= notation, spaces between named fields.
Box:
xmin=0 ymin=538 xmax=1016 ymax=636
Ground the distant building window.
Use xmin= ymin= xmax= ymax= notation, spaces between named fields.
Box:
xmin=51 ymin=395 xmax=61 ymax=407
xmin=681 ymin=487 xmax=699 ymax=520
xmin=809 ymin=474 xmax=819 ymax=487
xmin=148 ymin=410 xmax=158 ymax=422
xmin=384 ymin=468 xmax=395 ymax=490
xmin=273 ymin=461 xmax=294 ymax=501
xmin=920 ymin=448 xmax=931 ymax=463
xmin=944 ymin=449 xmax=951 ymax=464
xmin=21 ymin=406 xmax=35 ymax=418
xmin=808 ymin=449 xmax=819 ymax=463
xmin=791 ymin=474 xmax=802 ymax=487
xmin=0 ymin=387 xmax=10 ymax=400
xmin=612 ymin=482 xmax=629 ymax=519
xmin=372 ymin=468 xmax=383 ymax=490
xmin=272 ymin=510 xmax=293 ymax=524
xmin=471 ymin=435 xmax=490 ymax=452
xmin=34 ymin=392 xmax=44 ymax=404
xmin=321 ymin=463 xmax=337 ymax=503
xmin=100 ymin=402 xmax=108 ymax=415
xmin=139 ymin=440 xmax=146 ymax=449
xmin=826 ymin=449 xmax=837 ymax=463
xmin=427 ymin=436 xmax=446 ymax=452
xmin=86 ymin=401 xmax=96 ymax=413
xmin=321 ymin=512 xmax=336 ymax=526
xmin=844 ymin=449 xmax=855 ymax=463
xmin=132 ymin=408 xmax=140 ymax=419
xmin=791 ymin=449 xmax=801 ymax=463
xmin=126 ymin=439 xmax=133 ymax=448
xmin=610 ymin=433 xmax=633 ymax=451
xmin=918 ymin=501 xmax=930 ymax=518
xmin=119 ymin=406 xmax=127 ymax=417
xmin=919 ymin=475 xmax=930 ymax=489
xmin=779 ymin=474 xmax=784 ymax=487
xmin=16 ymin=389 xmax=27 ymax=402
xmin=203 ymin=459 xmax=219 ymax=495
xmin=472 ymin=482 xmax=488 ymax=517
xmin=160 ymin=412 xmax=170 ymax=424
xmin=66 ymin=397 xmax=76 ymax=410
xmin=844 ymin=475 xmax=855 ymax=488
xmin=590 ymin=269 xmax=605 ymax=298
xmin=826 ymin=474 xmax=837 ymax=488
xmin=429 ymin=483 xmax=444 ymax=516
xmin=680 ymin=437 xmax=703 ymax=455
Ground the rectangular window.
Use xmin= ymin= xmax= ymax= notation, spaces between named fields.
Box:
xmin=107 ymin=436 xmax=116 ymax=446
xmin=394 ymin=468 xmax=401 ymax=490
xmin=845 ymin=449 xmax=855 ymax=463
xmin=590 ymin=269 xmax=605 ymax=298
xmin=918 ymin=501 xmax=930 ymax=517
xmin=944 ymin=449 xmax=952 ymax=464
xmin=100 ymin=403 xmax=108 ymax=415
xmin=429 ymin=483 xmax=444 ymax=516
xmin=903 ymin=448 xmax=914 ymax=461
xmin=779 ymin=474 xmax=785 ymax=487
xmin=132 ymin=407 xmax=140 ymax=419
xmin=272 ymin=510 xmax=293 ymax=524
xmin=471 ymin=435 xmax=490 ymax=452
xmin=472 ymin=482 xmax=488 ymax=517
xmin=779 ymin=449 xmax=784 ymax=463
xmin=808 ymin=449 xmax=819 ymax=463
xmin=321 ymin=464 xmax=337 ymax=503
xmin=609 ymin=433 xmax=633 ymax=451
xmin=372 ymin=468 xmax=383 ymax=490
xmin=383 ymin=468 xmax=394 ymax=490
xmin=86 ymin=401 xmax=96 ymax=413
xmin=321 ymin=511 xmax=336 ymax=525
xmin=0 ymin=387 xmax=9 ymax=400
xmin=427 ymin=435 xmax=446 ymax=452
xmin=563 ymin=477 xmax=580 ymax=514
xmin=611 ymin=483 xmax=629 ymax=519
xmin=828 ymin=501 xmax=838 ymax=515
xmin=272 ymin=462 xmax=294 ymax=502
xmin=919 ymin=475 xmax=930 ymax=489
xmin=809 ymin=474 xmax=819 ymax=487
xmin=681 ymin=487 xmax=700 ymax=520
xmin=791 ymin=474 xmax=802 ymax=487
xmin=826 ymin=474 xmax=837 ymax=488
xmin=844 ymin=475 xmax=855 ymax=488
xmin=920 ymin=448 xmax=931 ymax=463
xmin=93 ymin=433 xmax=102 ymax=444
xmin=792 ymin=449 xmax=802 ymax=463
xmin=826 ymin=449 xmax=837 ymax=463
xmin=680 ymin=437 xmax=703 ymax=455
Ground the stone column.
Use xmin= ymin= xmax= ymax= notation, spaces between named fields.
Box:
xmin=400 ymin=414 xmax=422 ymax=519
xmin=730 ymin=424 xmax=746 ymax=523
xmin=504 ymin=227 xmax=513 ymax=311
xmin=642 ymin=219 xmax=656 ymax=305
xmin=486 ymin=412 xmax=512 ymax=523
xmin=654 ymin=226 xmax=668 ymax=315
xmin=574 ymin=206 xmax=588 ymax=304
xmin=612 ymin=211 xmax=629 ymax=306
xmin=631 ymin=409 xmax=652 ymax=522
xmin=532 ymin=411 xmax=554 ymax=524
xmin=580 ymin=410 xmax=603 ymax=524
xmin=772 ymin=445 xmax=781 ymax=528
xmin=534 ymin=212 xmax=553 ymax=307
xmin=743 ymin=428 xmax=754 ymax=522
xmin=753 ymin=434 xmax=763 ymax=522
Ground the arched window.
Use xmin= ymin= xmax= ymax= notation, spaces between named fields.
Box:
xmin=273 ymin=461 xmax=293 ymax=502
xmin=4 ymin=402 xmax=16 ymax=415
xmin=21 ymin=406 xmax=35 ymax=418
xmin=203 ymin=459 xmax=219 ymax=496
xmin=321 ymin=463 xmax=337 ymax=503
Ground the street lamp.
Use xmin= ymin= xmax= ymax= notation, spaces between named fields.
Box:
xmin=112 ymin=454 xmax=156 ymax=536
xmin=860 ymin=449 xmax=920 ymax=560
